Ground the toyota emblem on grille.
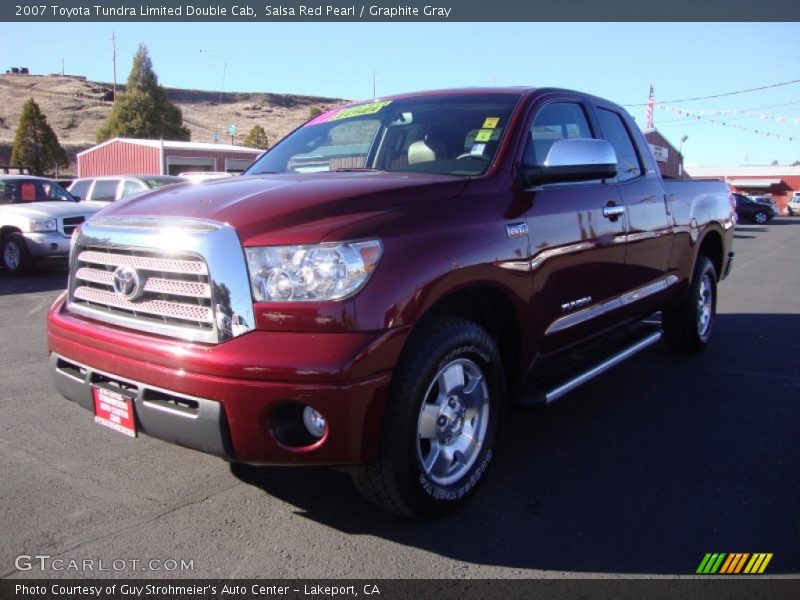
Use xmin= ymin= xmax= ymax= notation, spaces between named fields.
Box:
xmin=112 ymin=266 xmax=143 ymax=301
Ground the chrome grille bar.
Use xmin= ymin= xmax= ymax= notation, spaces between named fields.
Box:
xmin=75 ymin=267 xmax=212 ymax=299
xmin=73 ymin=287 xmax=214 ymax=324
xmin=78 ymin=250 xmax=208 ymax=275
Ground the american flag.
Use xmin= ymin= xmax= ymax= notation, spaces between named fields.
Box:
xmin=646 ymin=83 xmax=654 ymax=129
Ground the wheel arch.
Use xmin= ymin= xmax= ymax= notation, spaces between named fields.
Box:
xmin=415 ymin=284 xmax=525 ymax=390
xmin=696 ymin=228 xmax=724 ymax=280
xmin=0 ymin=225 xmax=23 ymax=240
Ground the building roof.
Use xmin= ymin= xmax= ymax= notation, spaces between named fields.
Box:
xmin=727 ymin=179 xmax=782 ymax=188
xmin=77 ymin=137 xmax=265 ymax=157
xmin=686 ymin=165 xmax=800 ymax=178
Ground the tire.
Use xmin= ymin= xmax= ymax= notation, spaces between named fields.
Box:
xmin=1 ymin=233 xmax=34 ymax=275
xmin=354 ymin=316 xmax=504 ymax=518
xmin=662 ymin=255 xmax=717 ymax=354
xmin=788 ymin=207 xmax=795 ymax=216
xmin=753 ymin=211 xmax=769 ymax=224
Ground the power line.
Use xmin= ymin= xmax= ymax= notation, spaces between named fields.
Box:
xmin=624 ymin=79 xmax=800 ymax=107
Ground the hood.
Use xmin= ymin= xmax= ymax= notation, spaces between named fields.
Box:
xmin=0 ymin=201 xmax=103 ymax=219
xmin=95 ymin=172 xmax=469 ymax=244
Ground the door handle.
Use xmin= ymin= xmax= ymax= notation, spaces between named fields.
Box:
xmin=603 ymin=204 xmax=625 ymax=220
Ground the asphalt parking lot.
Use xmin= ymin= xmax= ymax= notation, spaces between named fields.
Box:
xmin=1 ymin=218 xmax=798 ymax=579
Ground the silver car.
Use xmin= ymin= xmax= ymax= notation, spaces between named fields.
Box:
xmin=0 ymin=176 xmax=104 ymax=275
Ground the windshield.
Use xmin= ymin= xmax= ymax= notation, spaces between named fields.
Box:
xmin=0 ymin=178 xmax=75 ymax=204
xmin=245 ymin=93 xmax=522 ymax=177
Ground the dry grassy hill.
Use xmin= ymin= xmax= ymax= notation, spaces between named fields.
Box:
xmin=0 ymin=73 xmax=346 ymax=173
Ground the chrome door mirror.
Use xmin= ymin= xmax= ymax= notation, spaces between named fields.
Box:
xmin=523 ymin=138 xmax=618 ymax=186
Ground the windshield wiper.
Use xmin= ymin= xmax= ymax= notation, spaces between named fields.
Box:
xmin=334 ymin=167 xmax=385 ymax=173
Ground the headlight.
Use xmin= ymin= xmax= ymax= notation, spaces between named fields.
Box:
xmin=245 ymin=240 xmax=382 ymax=302
xmin=29 ymin=217 xmax=57 ymax=232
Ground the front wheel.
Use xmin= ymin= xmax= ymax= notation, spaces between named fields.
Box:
xmin=753 ymin=211 xmax=769 ymax=224
xmin=354 ymin=316 xmax=504 ymax=518
xmin=1 ymin=233 xmax=34 ymax=275
xmin=662 ymin=256 xmax=717 ymax=354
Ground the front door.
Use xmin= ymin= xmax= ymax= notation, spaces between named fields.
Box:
xmin=518 ymin=100 xmax=628 ymax=354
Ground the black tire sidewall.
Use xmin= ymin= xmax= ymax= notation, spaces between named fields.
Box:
xmin=391 ymin=321 xmax=504 ymax=516
xmin=1 ymin=234 xmax=32 ymax=275
xmin=695 ymin=261 xmax=716 ymax=345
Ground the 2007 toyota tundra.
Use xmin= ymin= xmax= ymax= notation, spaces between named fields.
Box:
xmin=48 ymin=88 xmax=734 ymax=517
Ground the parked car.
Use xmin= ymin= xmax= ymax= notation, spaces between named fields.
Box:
xmin=733 ymin=193 xmax=776 ymax=224
xmin=0 ymin=175 xmax=103 ymax=274
xmin=786 ymin=193 xmax=800 ymax=216
xmin=48 ymin=87 xmax=734 ymax=517
xmin=68 ymin=175 xmax=187 ymax=203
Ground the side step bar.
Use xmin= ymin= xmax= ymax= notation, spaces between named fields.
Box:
xmin=517 ymin=329 xmax=662 ymax=406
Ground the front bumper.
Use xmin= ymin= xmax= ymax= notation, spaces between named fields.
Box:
xmin=24 ymin=232 xmax=71 ymax=258
xmin=48 ymin=296 xmax=409 ymax=465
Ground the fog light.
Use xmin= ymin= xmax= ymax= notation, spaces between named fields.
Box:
xmin=302 ymin=406 xmax=327 ymax=438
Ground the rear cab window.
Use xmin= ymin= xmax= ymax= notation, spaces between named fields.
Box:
xmin=595 ymin=108 xmax=643 ymax=182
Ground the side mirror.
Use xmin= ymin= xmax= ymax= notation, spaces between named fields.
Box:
xmin=523 ymin=138 xmax=618 ymax=186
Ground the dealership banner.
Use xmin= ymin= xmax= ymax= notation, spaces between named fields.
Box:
xmin=3 ymin=580 xmax=800 ymax=600
xmin=3 ymin=0 xmax=799 ymax=21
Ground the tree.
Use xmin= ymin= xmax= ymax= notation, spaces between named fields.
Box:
xmin=308 ymin=106 xmax=323 ymax=119
xmin=96 ymin=44 xmax=190 ymax=142
xmin=243 ymin=125 xmax=269 ymax=149
xmin=11 ymin=98 xmax=68 ymax=176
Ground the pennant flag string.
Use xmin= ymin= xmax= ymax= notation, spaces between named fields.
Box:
xmin=656 ymin=105 xmax=798 ymax=141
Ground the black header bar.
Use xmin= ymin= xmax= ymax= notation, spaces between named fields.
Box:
xmin=3 ymin=0 xmax=800 ymax=22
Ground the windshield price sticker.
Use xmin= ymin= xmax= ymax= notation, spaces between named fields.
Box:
xmin=308 ymin=101 xmax=394 ymax=126
xmin=482 ymin=117 xmax=500 ymax=129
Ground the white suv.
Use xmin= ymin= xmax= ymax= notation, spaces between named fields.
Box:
xmin=68 ymin=175 xmax=187 ymax=203
xmin=0 ymin=176 xmax=104 ymax=275
xmin=787 ymin=193 xmax=800 ymax=216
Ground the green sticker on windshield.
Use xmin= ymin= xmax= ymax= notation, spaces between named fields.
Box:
xmin=475 ymin=129 xmax=493 ymax=142
xmin=328 ymin=100 xmax=393 ymax=121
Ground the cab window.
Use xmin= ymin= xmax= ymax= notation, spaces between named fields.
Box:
xmin=596 ymin=108 xmax=642 ymax=182
xmin=523 ymin=102 xmax=594 ymax=167
xmin=122 ymin=180 xmax=147 ymax=198
xmin=91 ymin=180 xmax=120 ymax=201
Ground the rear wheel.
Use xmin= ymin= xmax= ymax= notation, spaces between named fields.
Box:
xmin=753 ymin=211 xmax=769 ymax=224
xmin=662 ymin=256 xmax=717 ymax=354
xmin=354 ymin=316 xmax=504 ymax=518
xmin=1 ymin=233 xmax=33 ymax=275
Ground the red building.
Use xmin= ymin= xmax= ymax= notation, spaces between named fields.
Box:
xmin=685 ymin=165 xmax=800 ymax=215
xmin=77 ymin=138 xmax=264 ymax=177
xmin=642 ymin=129 xmax=686 ymax=179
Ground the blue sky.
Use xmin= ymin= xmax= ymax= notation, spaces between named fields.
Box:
xmin=2 ymin=21 xmax=799 ymax=165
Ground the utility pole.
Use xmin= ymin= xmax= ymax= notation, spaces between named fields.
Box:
xmin=214 ymin=60 xmax=227 ymax=143
xmin=372 ymin=69 xmax=376 ymax=99
xmin=111 ymin=31 xmax=117 ymax=100
xmin=61 ymin=58 xmax=64 ymax=76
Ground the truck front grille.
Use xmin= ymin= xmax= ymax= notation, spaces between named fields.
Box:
xmin=70 ymin=246 xmax=215 ymax=339
xmin=62 ymin=216 xmax=85 ymax=236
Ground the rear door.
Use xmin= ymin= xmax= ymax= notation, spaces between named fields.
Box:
xmin=516 ymin=96 xmax=628 ymax=353
xmin=592 ymin=103 xmax=674 ymax=299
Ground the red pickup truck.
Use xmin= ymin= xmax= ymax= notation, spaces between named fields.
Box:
xmin=48 ymin=88 xmax=734 ymax=518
